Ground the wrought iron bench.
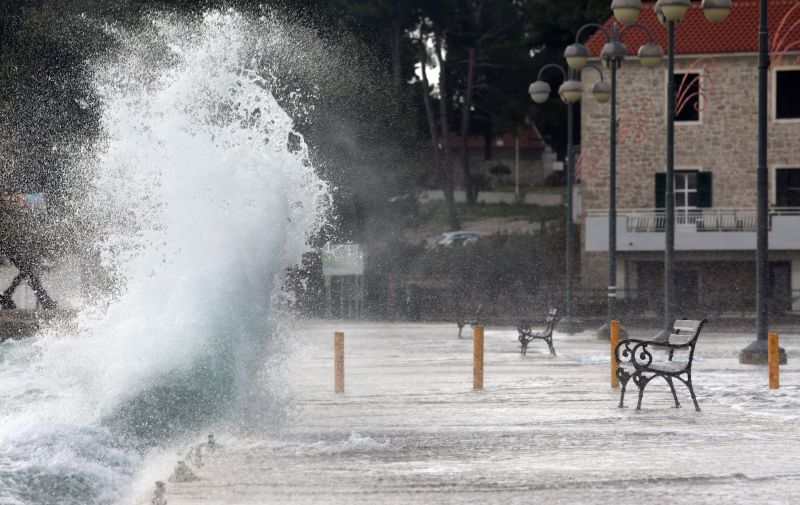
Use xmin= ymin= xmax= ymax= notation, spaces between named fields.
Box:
xmin=456 ymin=304 xmax=483 ymax=338
xmin=615 ymin=318 xmax=706 ymax=411
xmin=517 ymin=308 xmax=559 ymax=356
xmin=0 ymin=247 xmax=56 ymax=310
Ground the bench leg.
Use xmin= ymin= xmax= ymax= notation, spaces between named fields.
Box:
xmin=619 ymin=376 xmax=629 ymax=408
xmin=685 ymin=374 xmax=701 ymax=412
xmin=635 ymin=375 xmax=650 ymax=411
xmin=545 ymin=336 xmax=556 ymax=357
xmin=0 ymin=273 xmax=25 ymax=309
xmin=26 ymin=272 xmax=56 ymax=309
xmin=665 ymin=377 xmax=681 ymax=408
xmin=0 ymin=293 xmax=16 ymax=309
xmin=636 ymin=385 xmax=646 ymax=410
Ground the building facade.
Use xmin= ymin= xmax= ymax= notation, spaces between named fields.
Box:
xmin=436 ymin=126 xmax=557 ymax=190
xmin=578 ymin=1 xmax=800 ymax=316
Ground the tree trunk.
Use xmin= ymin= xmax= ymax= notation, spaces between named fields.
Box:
xmin=484 ymin=123 xmax=493 ymax=161
xmin=417 ymin=41 xmax=461 ymax=231
xmin=391 ymin=15 xmax=402 ymax=87
xmin=460 ymin=47 xmax=478 ymax=205
xmin=433 ymin=31 xmax=461 ymax=230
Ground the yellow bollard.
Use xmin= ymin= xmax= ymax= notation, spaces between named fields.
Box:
xmin=473 ymin=325 xmax=484 ymax=390
xmin=334 ymin=331 xmax=345 ymax=394
xmin=768 ymin=332 xmax=780 ymax=390
xmin=610 ymin=320 xmax=620 ymax=389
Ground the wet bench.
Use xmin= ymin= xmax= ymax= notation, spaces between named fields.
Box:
xmin=456 ymin=304 xmax=483 ymax=338
xmin=517 ymin=308 xmax=559 ymax=356
xmin=615 ymin=318 xmax=707 ymax=411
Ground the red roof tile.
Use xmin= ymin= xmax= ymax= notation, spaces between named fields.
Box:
xmin=585 ymin=0 xmax=800 ymax=56
xmin=448 ymin=126 xmax=546 ymax=150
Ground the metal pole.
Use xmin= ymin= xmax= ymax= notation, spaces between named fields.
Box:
xmin=515 ymin=136 xmax=520 ymax=199
xmin=325 ymin=276 xmax=332 ymax=318
xmin=756 ymin=0 xmax=768 ymax=345
xmin=532 ymin=63 xmax=581 ymax=332
xmin=565 ymin=96 xmax=577 ymax=324
xmin=740 ymin=0 xmax=786 ymax=364
xmin=608 ymin=55 xmax=618 ymax=334
xmin=656 ymin=20 xmax=676 ymax=342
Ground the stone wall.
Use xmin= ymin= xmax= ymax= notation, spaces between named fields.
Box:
xmin=579 ymin=54 xmax=800 ymax=212
xmin=578 ymin=54 xmax=800 ymax=304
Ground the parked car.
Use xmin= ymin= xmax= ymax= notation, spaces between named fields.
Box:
xmin=435 ymin=230 xmax=482 ymax=247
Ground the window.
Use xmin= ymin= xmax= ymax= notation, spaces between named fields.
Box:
xmin=776 ymin=70 xmax=800 ymax=119
xmin=655 ymin=171 xmax=712 ymax=208
xmin=776 ymin=168 xmax=800 ymax=207
xmin=674 ymin=72 xmax=700 ymax=122
xmin=675 ymin=172 xmax=698 ymax=213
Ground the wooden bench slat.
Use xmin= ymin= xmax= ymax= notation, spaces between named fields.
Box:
xmin=668 ymin=333 xmax=693 ymax=345
xmin=669 ymin=320 xmax=702 ymax=344
xmin=650 ymin=360 xmax=689 ymax=373
xmin=674 ymin=320 xmax=702 ymax=331
xmin=619 ymin=359 xmax=689 ymax=373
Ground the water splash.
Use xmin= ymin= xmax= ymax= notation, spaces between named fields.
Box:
xmin=0 ymin=11 xmax=327 ymax=504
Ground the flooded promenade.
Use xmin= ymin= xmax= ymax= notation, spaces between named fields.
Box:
xmin=160 ymin=321 xmax=800 ymax=505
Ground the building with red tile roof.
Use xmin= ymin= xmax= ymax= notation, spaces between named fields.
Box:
xmin=433 ymin=126 xmax=557 ymax=189
xmin=577 ymin=0 xmax=800 ymax=317
xmin=447 ymin=125 xmax=547 ymax=150
xmin=585 ymin=0 xmax=800 ymax=57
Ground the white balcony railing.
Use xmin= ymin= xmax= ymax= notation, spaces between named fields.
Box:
xmin=584 ymin=208 xmax=800 ymax=251
xmin=586 ymin=208 xmax=800 ymax=233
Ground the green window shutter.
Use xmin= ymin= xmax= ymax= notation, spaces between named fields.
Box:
xmin=655 ymin=172 xmax=666 ymax=208
xmin=697 ymin=171 xmax=712 ymax=208
xmin=776 ymin=169 xmax=789 ymax=206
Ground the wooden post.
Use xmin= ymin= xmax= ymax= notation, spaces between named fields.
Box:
xmin=473 ymin=324 xmax=484 ymax=390
xmin=610 ymin=320 xmax=620 ymax=389
xmin=768 ymin=332 xmax=780 ymax=389
xmin=334 ymin=331 xmax=345 ymax=394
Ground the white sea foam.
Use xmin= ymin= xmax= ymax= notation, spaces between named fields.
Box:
xmin=225 ymin=432 xmax=393 ymax=457
xmin=302 ymin=432 xmax=392 ymax=455
xmin=0 ymin=11 xmax=327 ymax=504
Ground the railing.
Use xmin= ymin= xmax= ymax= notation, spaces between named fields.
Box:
xmin=579 ymin=288 xmax=800 ymax=317
xmin=585 ymin=208 xmax=800 ymax=233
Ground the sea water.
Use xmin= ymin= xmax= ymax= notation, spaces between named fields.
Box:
xmin=0 ymin=11 xmax=327 ymax=504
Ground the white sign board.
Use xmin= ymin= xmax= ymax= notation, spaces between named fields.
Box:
xmin=322 ymin=244 xmax=365 ymax=276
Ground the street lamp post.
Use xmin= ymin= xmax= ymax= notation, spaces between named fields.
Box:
xmin=565 ymin=20 xmax=662 ymax=339
xmin=638 ymin=0 xmax=732 ymax=341
xmin=660 ymin=11 xmax=678 ymax=342
xmin=739 ymin=0 xmax=787 ymax=364
xmin=529 ymin=64 xmax=609 ymax=333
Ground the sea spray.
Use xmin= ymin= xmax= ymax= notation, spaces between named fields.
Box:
xmin=0 ymin=11 xmax=327 ymax=504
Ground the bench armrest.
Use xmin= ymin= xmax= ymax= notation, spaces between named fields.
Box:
xmin=615 ymin=339 xmax=651 ymax=368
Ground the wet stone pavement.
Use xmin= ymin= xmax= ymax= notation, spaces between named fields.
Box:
xmin=163 ymin=321 xmax=800 ymax=505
